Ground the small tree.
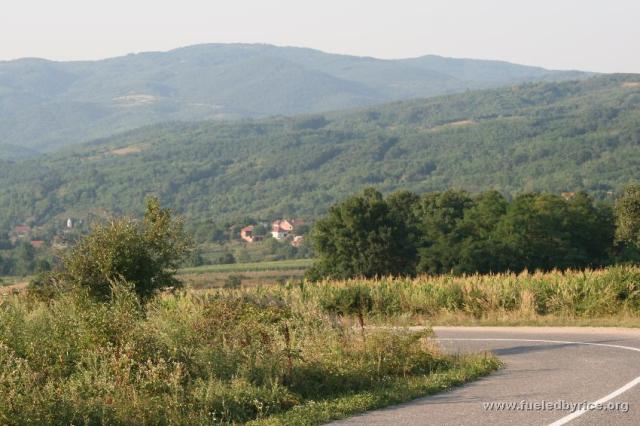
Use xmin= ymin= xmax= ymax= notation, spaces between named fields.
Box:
xmin=62 ymin=197 xmax=192 ymax=302
xmin=616 ymin=184 xmax=640 ymax=248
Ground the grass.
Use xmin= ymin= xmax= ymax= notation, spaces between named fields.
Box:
xmin=0 ymin=283 xmax=498 ymax=424
xmin=178 ymin=259 xmax=313 ymax=290
xmin=180 ymin=259 xmax=313 ymax=274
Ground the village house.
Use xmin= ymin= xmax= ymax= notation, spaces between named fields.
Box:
xmin=240 ymin=225 xmax=263 ymax=243
xmin=30 ymin=240 xmax=45 ymax=249
xmin=291 ymin=235 xmax=304 ymax=247
xmin=271 ymin=219 xmax=304 ymax=241
xmin=270 ymin=223 xmax=289 ymax=240
xmin=9 ymin=225 xmax=31 ymax=244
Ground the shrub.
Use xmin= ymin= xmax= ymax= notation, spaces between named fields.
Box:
xmin=59 ymin=198 xmax=192 ymax=302
xmin=224 ymin=274 xmax=243 ymax=289
xmin=217 ymin=252 xmax=236 ymax=264
xmin=320 ymin=285 xmax=373 ymax=330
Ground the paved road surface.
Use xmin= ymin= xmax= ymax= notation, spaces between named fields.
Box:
xmin=330 ymin=326 xmax=640 ymax=425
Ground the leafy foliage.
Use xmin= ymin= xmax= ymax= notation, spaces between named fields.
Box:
xmin=59 ymin=198 xmax=192 ymax=301
xmin=309 ymin=188 xmax=621 ymax=279
xmin=309 ymin=189 xmax=416 ymax=279
xmin=616 ymin=184 xmax=640 ymax=247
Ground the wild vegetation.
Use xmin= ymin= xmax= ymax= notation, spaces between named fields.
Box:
xmin=0 ymin=200 xmax=498 ymax=425
xmin=0 ymin=287 xmax=499 ymax=425
xmin=1 ymin=74 xmax=639 ymax=236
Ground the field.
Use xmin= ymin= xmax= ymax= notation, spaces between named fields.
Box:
xmin=213 ymin=266 xmax=640 ymax=327
xmin=181 ymin=259 xmax=313 ymax=274
xmin=178 ymin=259 xmax=312 ymax=289
xmin=0 ymin=276 xmax=30 ymax=296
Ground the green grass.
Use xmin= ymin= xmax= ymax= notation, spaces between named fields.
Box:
xmin=250 ymin=355 xmax=499 ymax=425
xmin=180 ymin=259 xmax=313 ymax=274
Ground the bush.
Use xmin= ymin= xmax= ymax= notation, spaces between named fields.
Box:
xmin=217 ymin=252 xmax=236 ymax=264
xmin=58 ymin=198 xmax=192 ymax=302
xmin=224 ymin=274 xmax=243 ymax=289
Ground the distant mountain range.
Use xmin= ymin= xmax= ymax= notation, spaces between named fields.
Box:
xmin=1 ymin=74 xmax=638 ymax=231
xmin=0 ymin=43 xmax=587 ymax=158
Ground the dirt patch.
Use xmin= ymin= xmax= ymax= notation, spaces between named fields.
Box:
xmin=622 ymin=82 xmax=640 ymax=88
xmin=113 ymin=94 xmax=158 ymax=106
xmin=429 ymin=120 xmax=476 ymax=132
xmin=109 ymin=145 xmax=145 ymax=156
xmin=0 ymin=281 xmax=28 ymax=296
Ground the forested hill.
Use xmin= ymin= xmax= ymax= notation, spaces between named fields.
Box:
xmin=0 ymin=43 xmax=585 ymax=157
xmin=1 ymin=74 xmax=639 ymax=230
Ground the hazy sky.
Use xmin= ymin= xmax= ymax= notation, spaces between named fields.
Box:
xmin=1 ymin=0 xmax=639 ymax=73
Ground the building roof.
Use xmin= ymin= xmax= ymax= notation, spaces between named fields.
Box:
xmin=13 ymin=225 xmax=31 ymax=234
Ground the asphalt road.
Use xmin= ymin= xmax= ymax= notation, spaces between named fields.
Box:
xmin=330 ymin=326 xmax=640 ymax=426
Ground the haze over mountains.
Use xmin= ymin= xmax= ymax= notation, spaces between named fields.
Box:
xmin=1 ymin=74 xmax=638 ymax=230
xmin=0 ymin=43 xmax=587 ymax=159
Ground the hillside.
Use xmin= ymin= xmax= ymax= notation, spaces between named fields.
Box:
xmin=0 ymin=44 xmax=585 ymax=156
xmin=0 ymin=75 xmax=638 ymax=231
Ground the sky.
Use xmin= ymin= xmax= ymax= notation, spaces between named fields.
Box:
xmin=1 ymin=0 xmax=639 ymax=73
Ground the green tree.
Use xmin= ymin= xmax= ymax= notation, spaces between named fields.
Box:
xmin=493 ymin=194 xmax=579 ymax=271
xmin=616 ymin=184 xmax=640 ymax=248
xmin=253 ymin=224 xmax=268 ymax=237
xmin=565 ymin=192 xmax=615 ymax=266
xmin=61 ymin=197 xmax=192 ymax=302
xmin=308 ymin=188 xmax=416 ymax=280
xmin=415 ymin=190 xmax=474 ymax=274
xmin=455 ymin=191 xmax=509 ymax=274
xmin=14 ymin=242 xmax=36 ymax=276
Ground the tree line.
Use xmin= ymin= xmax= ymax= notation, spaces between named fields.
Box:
xmin=308 ymin=186 xmax=640 ymax=280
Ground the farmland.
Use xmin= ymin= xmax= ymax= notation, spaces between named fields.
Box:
xmin=180 ymin=259 xmax=313 ymax=274
xmin=213 ymin=266 xmax=640 ymax=327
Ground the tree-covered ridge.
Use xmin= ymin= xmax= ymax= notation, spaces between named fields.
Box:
xmin=0 ymin=74 xmax=639 ymax=233
xmin=0 ymin=43 xmax=585 ymax=156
